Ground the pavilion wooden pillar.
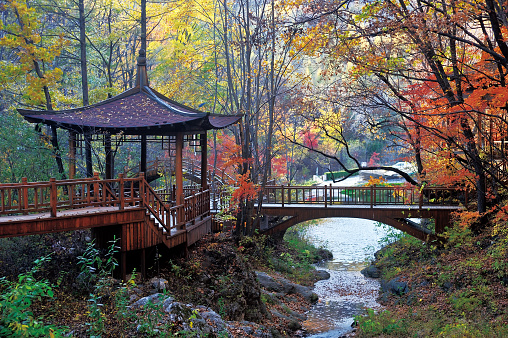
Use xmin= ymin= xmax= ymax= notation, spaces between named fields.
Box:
xmin=105 ymin=134 xmax=113 ymax=179
xmin=69 ymin=131 xmax=76 ymax=179
xmin=200 ymin=133 xmax=208 ymax=190
xmin=141 ymin=135 xmax=147 ymax=174
xmin=175 ymin=133 xmax=184 ymax=205
xmin=85 ymin=132 xmax=93 ymax=177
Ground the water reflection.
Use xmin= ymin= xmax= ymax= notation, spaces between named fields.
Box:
xmin=300 ymin=218 xmax=391 ymax=337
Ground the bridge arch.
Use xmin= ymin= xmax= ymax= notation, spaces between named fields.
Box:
xmin=260 ymin=205 xmax=458 ymax=242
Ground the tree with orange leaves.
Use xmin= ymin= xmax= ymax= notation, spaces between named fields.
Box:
xmin=291 ymin=0 xmax=508 ymax=216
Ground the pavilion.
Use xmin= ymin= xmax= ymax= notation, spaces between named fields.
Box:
xmin=18 ymin=50 xmax=242 ymax=205
xmin=13 ymin=50 xmax=242 ymax=278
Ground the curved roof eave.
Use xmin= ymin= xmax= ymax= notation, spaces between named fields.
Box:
xmin=18 ymin=86 xmax=242 ymax=135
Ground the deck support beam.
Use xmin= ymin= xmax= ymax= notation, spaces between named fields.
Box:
xmin=141 ymin=248 xmax=146 ymax=280
xmin=121 ymin=251 xmax=127 ymax=282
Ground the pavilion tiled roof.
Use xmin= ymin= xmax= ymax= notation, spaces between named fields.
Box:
xmin=18 ymin=52 xmax=242 ymax=135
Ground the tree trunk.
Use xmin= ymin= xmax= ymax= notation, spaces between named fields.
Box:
xmin=79 ymin=0 xmax=89 ymax=106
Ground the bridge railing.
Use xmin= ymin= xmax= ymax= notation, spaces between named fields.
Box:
xmin=0 ymin=174 xmax=211 ymax=234
xmin=262 ymin=185 xmax=465 ymax=207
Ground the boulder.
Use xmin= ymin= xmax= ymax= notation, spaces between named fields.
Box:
xmin=381 ymin=278 xmax=409 ymax=296
xmin=230 ymin=323 xmax=272 ymax=338
xmin=163 ymin=300 xmax=231 ymax=337
xmin=288 ymin=320 xmax=302 ymax=331
xmin=255 ymin=271 xmax=319 ymax=303
xmin=315 ymin=248 xmax=333 ymax=261
xmin=314 ymin=269 xmax=331 ymax=281
xmin=132 ymin=293 xmax=166 ymax=308
xmin=361 ymin=265 xmax=381 ymax=278
xmin=256 ymin=272 xmax=284 ymax=292
xmin=292 ymin=284 xmax=319 ymax=303
xmin=149 ymin=277 xmax=168 ymax=291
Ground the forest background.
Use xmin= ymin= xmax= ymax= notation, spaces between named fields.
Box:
xmin=2 ymin=0 xmax=508 ymax=230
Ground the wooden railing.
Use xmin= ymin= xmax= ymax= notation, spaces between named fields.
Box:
xmin=124 ymin=158 xmax=234 ymax=187
xmin=0 ymin=174 xmax=211 ymax=235
xmin=141 ymin=178 xmax=177 ymax=233
xmin=154 ymin=186 xmax=206 ymax=204
xmin=262 ymin=185 xmax=466 ymax=208
xmin=184 ymin=189 xmax=210 ymax=223
xmin=0 ymin=173 xmax=139 ymax=217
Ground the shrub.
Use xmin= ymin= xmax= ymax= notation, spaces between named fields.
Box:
xmin=0 ymin=255 xmax=67 ymax=337
xmin=355 ymin=308 xmax=407 ymax=336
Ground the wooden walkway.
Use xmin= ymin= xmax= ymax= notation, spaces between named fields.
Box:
xmin=0 ymin=177 xmax=465 ymax=279
xmin=258 ymin=185 xmax=464 ymax=241
xmin=0 ymin=174 xmax=212 ymax=279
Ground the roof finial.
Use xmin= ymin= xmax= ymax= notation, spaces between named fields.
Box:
xmin=136 ymin=49 xmax=149 ymax=88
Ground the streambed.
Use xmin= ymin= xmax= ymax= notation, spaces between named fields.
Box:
xmin=300 ymin=218 xmax=391 ymax=337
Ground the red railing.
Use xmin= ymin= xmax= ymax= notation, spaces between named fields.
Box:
xmin=0 ymin=173 xmax=211 ymax=234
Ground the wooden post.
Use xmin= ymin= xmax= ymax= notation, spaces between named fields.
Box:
xmin=324 ymin=185 xmax=328 ymax=208
xmin=85 ymin=132 xmax=93 ymax=177
xmin=370 ymin=185 xmax=374 ymax=208
xmin=69 ymin=131 xmax=76 ymax=179
xmin=281 ymin=185 xmax=285 ymax=207
xmin=140 ymin=135 xmax=147 ymax=174
xmin=69 ymin=181 xmax=74 ymax=208
xmin=119 ymin=173 xmax=125 ymax=210
xmin=22 ymin=177 xmax=28 ymax=214
xmin=105 ymin=133 xmax=113 ymax=179
xmin=435 ymin=213 xmax=449 ymax=234
xmin=50 ymin=178 xmax=57 ymax=217
xmin=200 ymin=133 xmax=208 ymax=190
xmin=93 ymin=172 xmax=100 ymax=203
xmin=419 ymin=189 xmax=423 ymax=209
xmin=139 ymin=172 xmax=145 ymax=206
xmin=166 ymin=202 xmax=170 ymax=227
xmin=175 ymin=133 xmax=184 ymax=205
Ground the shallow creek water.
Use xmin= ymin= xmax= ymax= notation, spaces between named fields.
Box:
xmin=301 ymin=217 xmax=391 ymax=337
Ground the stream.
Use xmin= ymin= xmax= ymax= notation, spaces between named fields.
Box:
xmin=300 ymin=217 xmax=392 ymax=337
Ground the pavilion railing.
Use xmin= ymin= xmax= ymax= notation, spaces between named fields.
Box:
xmin=154 ymin=185 xmax=207 ymax=204
xmin=0 ymin=173 xmax=210 ymax=235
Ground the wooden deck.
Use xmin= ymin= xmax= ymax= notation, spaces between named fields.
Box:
xmin=0 ymin=174 xmax=213 ymax=279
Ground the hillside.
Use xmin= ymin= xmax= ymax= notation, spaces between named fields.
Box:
xmin=356 ymin=208 xmax=508 ymax=337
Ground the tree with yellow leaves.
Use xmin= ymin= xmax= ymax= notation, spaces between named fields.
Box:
xmin=1 ymin=0 xmax=68 ymax=177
